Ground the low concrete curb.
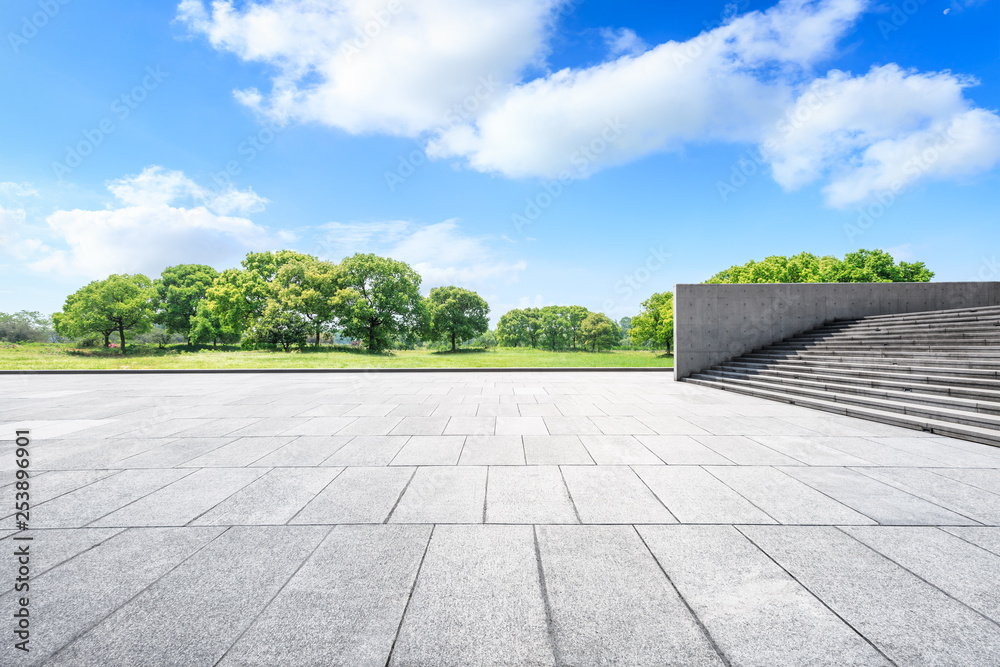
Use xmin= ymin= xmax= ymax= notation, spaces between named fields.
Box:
xmin=0 ymin=366 xmax=675 ymax=375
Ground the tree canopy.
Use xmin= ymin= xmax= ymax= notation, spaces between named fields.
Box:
xmin=629 ymin=291 xmax=673 ymax=353
xmin=705 ymin=249 xmax=933 ymax=284
xmin=154 ymin=264 xmax=219 ymax=344
xmin=425 ymin=286 xmax=490 ymax=352
xmin=54 ymin=274 xmax=156 ymax=353
xmin=334 ymin=253 xmax=426 ymax=352
xmin=579 ymin=312 xmax=620 ymax=352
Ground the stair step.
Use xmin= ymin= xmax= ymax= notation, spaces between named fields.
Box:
xmin=682 ymin=377 xmax=1000 ymax=447
xmin=720 ymin=361 xmax=1000 ymax=391
xmin=699 ymin=369 xmax=1000 ymax=416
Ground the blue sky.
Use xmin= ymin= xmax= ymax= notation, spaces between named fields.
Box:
xmin=1 ymin=0 xmax=998 ymax=323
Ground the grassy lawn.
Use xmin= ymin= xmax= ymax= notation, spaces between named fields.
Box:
xmin=0 ymin=343 xmax=673 ymax=370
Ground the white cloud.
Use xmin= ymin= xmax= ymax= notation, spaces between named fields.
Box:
xmin=25 ymin=166 xmax=279 ymax=278
xmin=108 ymin=165 xmax=268 ymax=215
xmin=180 ymin=0 xmax=1000 ymax=199
xmin=600 ymin=28 xmax=647 ymax=58
xmin=178 ymin=0 xmax=562 ymax=135
xmin=315 ymin=219 xmax=526 ymax=287
xmin=0 ymin=182 xmax=39 ymax=199
xmin=763 ymin=65 xmax=1000 ymax=207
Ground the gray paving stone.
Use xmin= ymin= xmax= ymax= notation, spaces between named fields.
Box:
xmin=390 ymin=467 xmax=487 ymax=524
xmin=693 ymin=435 xmax=801 ymax=465
xmin=192 ymin=468 xmax=343 ymax=525
xmin=815 ymin=437 xmax=946 ymax=467
xmin=0 ymin=526 xmax=224 ymax=665
xmin=560 ymin=466 xmax=675 ymax=524
xmin=170 ymin=418 xmax=263 ymax=438
xmin=390 ymin=435 xmax=465 ymax=465
xmin=92 ymin=468 xmax=268 ymax=527
xmin=249 ymin=435 xmax=352 ymax=466
xmin=855 ymin=467 xmax=1000 ymax=525
xmin=458 ymin=435 xmax=525 ymax=465
xmin=749 ymin=436 xmax=876 ymax=466
xmin=843 ymin=526 xmax=1000 ymax=623
xmin=224 ymin=418 xmax=310 ymax=437
xmin=941 ymin=526 xmax=1000 ymax=556
xmin=0 ymin=528 xmax=123 ymax=593
xmin=442 ymin=416 xmax=495 ymax=435
xmin=323 ymin=435 xmax=409 ymax=466
xmin=291 ymin=467 xmax=414 ymax=524
xmin=870 ymin=436 xmax=1000 ymax=468
xmin=111 ymin=437 xmax=235 ymax=468
xmin=637 ymin=435 xmax=733 ymax=465
xmin=46 ymin=526 xmax=329 ymax=666
xmin=930 ymin=468 xmax=1000 ymax=495
xmin=474 ymin=403 xmax=522 ymax=417
xmin=579 ymin=434 xmax=663 ymax=464
xmin=181 ymin=436 xmax=294 ymax=467
xmin=707 ymin=467 xmax=875 ymax=525
xmin=431 ymin=403 xmax=479 ymax=417
xmin=634 ymin=466 xmax=776 ymax=524
xmin=20 ymin=470 xmax=119 ymax=505
xmin=742 ymin=525 xmax=1000 ymax=666
xmin=221 ymin=524 xmax=431 ymax=666
xmin=280 ymin=416 xmax=358 ymax=436
xmin=781 ymin=467 xmax=978 ymax=526
xmin=523 ymin=435 xmax=594 ymax=464
xmin=537 ymin=525 xmax=723 ymax=666
xmin=639 ymin=525 xmax=889 ymax=666
xmin=590 ymin=415 xmax=656 ymax=435
xmin=386 ymin=403 xmax=438 ymax=417
xmin=33 ymin=469 xmax=192 ymax=528
xmin=390 ymin=525 xmax=554 ymax=666
xmin=517 ymin=403 xmax=562 ymax=417
xmin=541 ymin=416 xmax=604 ymax=435
xmin=388 ymin=417 xmax=449 ymax=436
xmin=495 ymin=416 xmax=549 ymax=435
xmin=485 ymin=466 xmax=578 ymax=524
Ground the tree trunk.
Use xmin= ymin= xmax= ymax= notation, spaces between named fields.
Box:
xmin=118 ymin=323 xmax=126 ymax=354
xmin=315 ymin=324 xmax=321 ymax=347
xmin=368 ymin=321 xmax=376 ymax=351
xmin=102 ymin=332 xmax=110 ymax=347
xmin=451 ymin=331 xmax=456 ymax=352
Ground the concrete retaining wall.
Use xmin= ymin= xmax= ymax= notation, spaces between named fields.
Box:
xmin=674 ymin=282 xmax=1000 ymax=380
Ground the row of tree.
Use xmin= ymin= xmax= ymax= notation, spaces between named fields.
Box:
xmin=53 ymin=251 xmax=493 ymax=354
xmin=705 ymin=249 xmax=933 ymax=284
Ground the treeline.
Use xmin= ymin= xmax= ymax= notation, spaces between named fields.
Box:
xmin=705 ymin=249 xmax=933 ymax=284
xmin=52 ymin=251 xmax=491 ymax=354
xmin=495 ymin=293 xmax=675 ymax=354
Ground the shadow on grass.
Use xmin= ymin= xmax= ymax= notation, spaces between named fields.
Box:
xmin=61 ymin=343 xmax=403 ymax=358
xmin=430 ymin=348 xmax=489 ymax=355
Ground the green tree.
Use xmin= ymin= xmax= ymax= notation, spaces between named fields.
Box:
xmin=629 ymin=291 xmax=673 ymax=353
xmin=189 ymin=300 xmax=241 ymax=347
xmin=425 ymin=286 xmax=490 ymax=352
xmin=496 ymin=309 xmax=528 ymax=347
xmin=154 ymin=264 xmax=219 ymax=344
xmin=564 ymin=305 xmax=590 ymax=349
xmin=274 ymin=258 xmax=342 ymax=346
xmin=0 ymin=311 xmax=52 ymax=343
xmin=705 ymin=249 xmax=933 ymax=284
xmin=579 ymin=312 xmax=621 ymax=352
xmin=54 ymin=274 xmax=156 ymax=354
xmin=334 ymin=253 xmax=425 ymax=352
xmin=244 ymin=299 xmax=310 ymax=351
xmin=618 ymin=316 xmax=632 ymax=346
xmin=201 ymin=250 xmax=316 ymax=336
xmin=539 ymin=306 xmax=570 ymax=351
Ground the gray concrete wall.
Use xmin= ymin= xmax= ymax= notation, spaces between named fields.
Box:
xmin=674 ymin=282 xmax=1000 ymax=380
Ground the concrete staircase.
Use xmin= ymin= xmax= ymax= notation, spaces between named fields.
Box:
xmin=683 ymin=304 xmax=1000 ymax=446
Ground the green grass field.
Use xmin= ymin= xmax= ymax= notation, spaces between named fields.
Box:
xmin=0 ymin=343 xmax=673 ymax=370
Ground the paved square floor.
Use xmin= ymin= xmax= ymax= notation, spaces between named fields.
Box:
xmin=3 ymin=370 xmax=1000 ymax=665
